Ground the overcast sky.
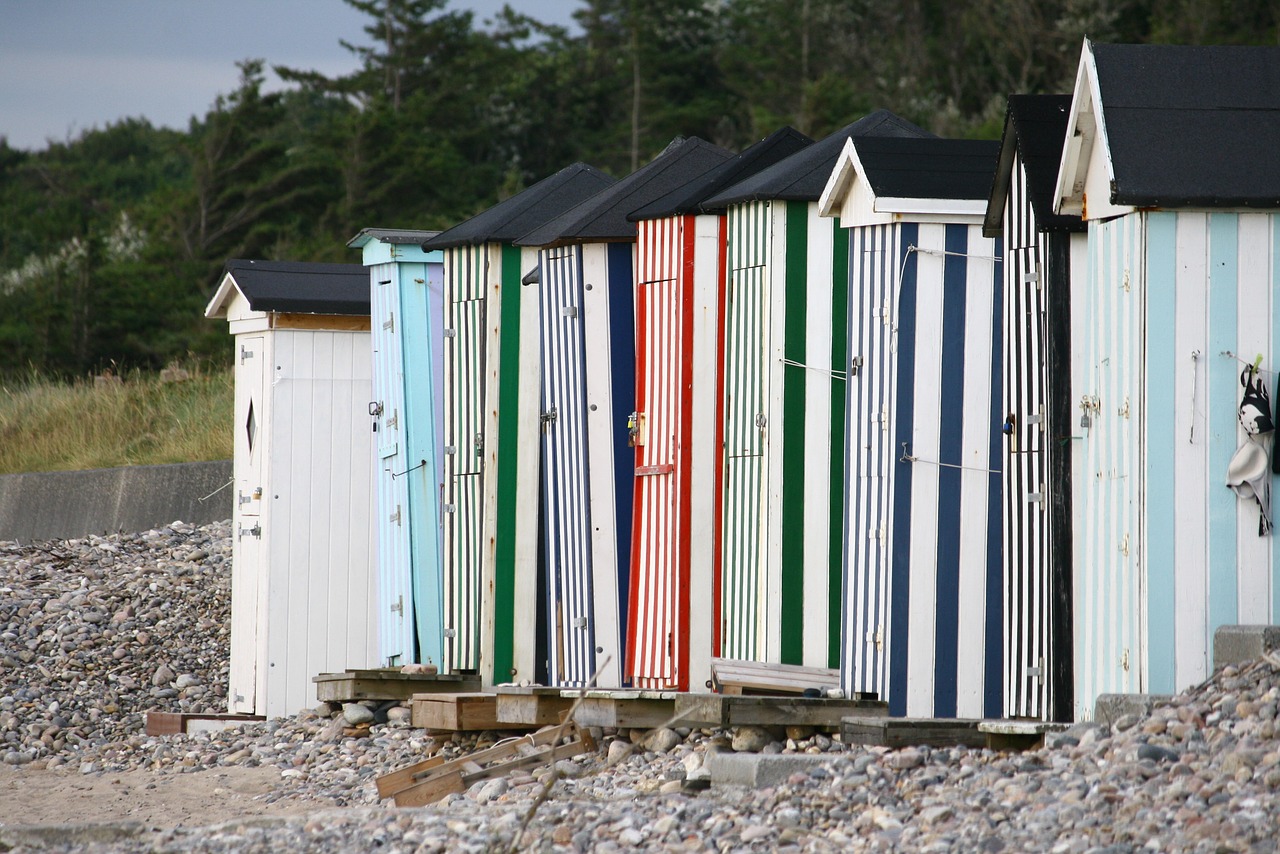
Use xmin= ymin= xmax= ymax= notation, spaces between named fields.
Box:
xmin=0 ymin=0 xmax=583 ymax=151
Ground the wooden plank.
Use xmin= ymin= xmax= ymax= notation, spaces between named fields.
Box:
xmin=674 ymin=694 xmax=887 ymax=729
xmin=411 ymin=693 xmax=505 ymax=731
xmin=313 ymin=671 xmax=479 ymax=703
xmin=710 ymin=657 xmax=840 ymax=695
xmin=375 ymin=753 xmax=451 ymax=800
xmin=571 ymin=697 xmax=676 ymax=729
xmin=144 ymin=712 xmax=265 ymax=737
xmin=841 ymin=716 xmax=986 ymax=749
xmin=496 ymin=691 xmax=574 ymax=726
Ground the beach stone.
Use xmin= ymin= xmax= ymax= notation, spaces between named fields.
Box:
xmin=642 ymin=727 xmax=681 ymax=753
xmin=342 ymin=703 xmax=375 ymax=726
xmin=151 ymin=664 xmax=175 ymax=687
xmin=732 ymin=726 xmax=775 ymax=753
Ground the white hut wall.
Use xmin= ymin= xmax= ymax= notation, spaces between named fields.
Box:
xmin=510 ymin=244 xmax=544 ymax=683
xmin=262 ymin=327 xmax=377 ymax=718
xmin=228 ymin=328 xmax=270 ymax=714
xmin=841 ymin=221 xmax=1004 ymax=719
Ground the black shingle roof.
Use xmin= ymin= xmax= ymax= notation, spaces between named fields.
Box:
xmin=422 ymin=163 xmax=616 ymax=250
xmin=628 ymin=127 xmax=814 ymax=220
xmin=223 ymin=259 xmax=370 ymax=315
xmin=1092 ymin=43 xmax=1280 ymax=207
xmin=515 ymin=137 xmax=734 ymax=247
xmin=984 ymin=94 xmax=1085 ymax=237
xmin=854 ymin=136 xmax=999 ymax=201
xmin=703 ymin=110 xmax=933 ymax=207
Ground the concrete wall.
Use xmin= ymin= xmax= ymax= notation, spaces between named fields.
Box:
xmin=0 ymin=460 xmax=232 ymax=541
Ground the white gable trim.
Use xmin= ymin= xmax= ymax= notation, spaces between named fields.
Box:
xmin=1054 ymin=39 xmax=1131 ymax=220
xmin=205 ymin=272 xmax=243 ymax=319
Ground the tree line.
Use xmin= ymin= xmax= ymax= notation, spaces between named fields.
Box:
xmin=1 ymin=0 xmax=1274 ymax=377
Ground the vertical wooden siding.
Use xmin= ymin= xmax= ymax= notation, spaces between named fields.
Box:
xmin=539 ymin=245 xmax=598 ymax=686
xmin=370 ymin=264 xmax=415 ymax=665
xmin=1074 ymin=214 xmax=1144 ymax=718
xmin=229 ymin=333 xmax=266 ymax=713
xmin=1069 ymin=211 xmax=1280 ymax=721
xmin=842 ymin=223 xmax=1004 ymax=718
xmin=264 ymin=329 xmax=377 ymax=717
xmin=722 ymin=202 xmax=771 ymax=660
xmin=1001 ymin=154 xmax=1053 ymax=720
xmin=628 ymin=216 xmax=688 ymax=687
xmin=443 ymin=246 xmax=486 ymax=672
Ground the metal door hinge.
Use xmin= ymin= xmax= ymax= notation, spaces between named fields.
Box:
xmin=383 ymin=313 xmax=395 ymax=332
xmin=390 ymin=595 xmax=403 ymax=615
xmin=572 ymin=616 xmax=588 ymax=629
xmin=238 ymin=523 xmax=261 ymax=540
xmin=445 ymin=328 xmax=456 ymax=338
xmin=390 ymin=505 xmax=401 ymax=526
xmin=240 ymin=346 xmax=255 ymax=364
xmin=561 ymin=306 xmax=578 ymax=318
xmin=444 ymin=628 xmax=456 ymax=638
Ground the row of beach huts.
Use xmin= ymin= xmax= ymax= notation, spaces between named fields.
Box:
xmin=204 ymin=41 xmax=1280 ymax=723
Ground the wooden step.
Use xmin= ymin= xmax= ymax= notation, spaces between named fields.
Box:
xmin=313 ymin=669 xmax=480 ymax=703
xmin=562 ymin=689 xmax=678 ymax=729
xmin=495 ymin=686 xmax=575 ymax=726
xmin=978 ymin=720 xmax=1070 ymax=751
xmin=675 ymin=694 xmax=888 ymax=730
xmin=841 ymin=715 xmax=987 ymax=749
xmin=411 ymin=692 xmax=519 ymax=732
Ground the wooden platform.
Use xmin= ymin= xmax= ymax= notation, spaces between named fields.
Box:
xmin=495 ymin=686 xmax=576 ymax=726
xmin=841 ymin=715 xmax=988 ymax=749
xmin=410 ymin=692 xmax=525 ymax=731
xmin=711 ymin=658 xmax=841 ymax=696
xmin=978 ymin=720 xmax=1070 ymax=750
xmin=675 ymin=694 xmax=888 ymax=731
xmin=561 ymin=690 xmax=678 ymax=729
xmin=313 ymin=669 xmax=480 ymax=703
xmin=144 ymin=712 xmax=264 ymax=736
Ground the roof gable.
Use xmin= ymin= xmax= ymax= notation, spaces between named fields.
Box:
xmin=205 ymin=259 xmax=370 ymax=319
xmin=702 ymin=110 xmax=934 ymax=207
xmin=515 ymin=138 xmax=733 ymax=247
xmin=1056 ymin=40 xmax=1280 ymax=215
xmin=983 ymin=94 xmax=1085 ymax=237
xmin=422 ymin=163 xmax=616 ymax=250
xmin=820 ymin=136 xmax=999 ymax=227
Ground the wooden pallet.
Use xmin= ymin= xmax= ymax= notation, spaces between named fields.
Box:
xmin=376 ymin=723 xmax=596 ymax=807
xmin=313 ymin=669 xmax=480 ymax=703
xmin=841 ymin=715 xmax=987 ymax=749
xmin=495 ymin=687 xmax=576 ymax=726
xmin=674 ymin=694 xmax=888 ymax=730
xmin=710 ymin=658 xmax=841 ymax=696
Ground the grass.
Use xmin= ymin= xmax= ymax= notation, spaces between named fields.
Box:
xmin=0 ymin=363 xmax=233 ymax=475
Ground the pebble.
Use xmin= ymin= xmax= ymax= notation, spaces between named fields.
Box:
xmin=2 ymin=521 xmax=1280 ymax=854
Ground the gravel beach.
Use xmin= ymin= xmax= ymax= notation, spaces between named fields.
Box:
xmin=2 ymin=521 xmax=1279 ymax=852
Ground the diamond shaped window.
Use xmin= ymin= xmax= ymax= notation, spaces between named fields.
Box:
xmin=246 ymin=400 xmax=257 ymax=453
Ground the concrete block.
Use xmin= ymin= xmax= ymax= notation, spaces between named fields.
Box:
xmin=705 ymin=750 xmax=836 ymax=788
xmin=1093 ymin=694 xmax=1172 ymax=726
xmin=1213 ymin=625 xmax=1280 ymax=669
xmin=0 ymin=460 xmax=232 ymax=541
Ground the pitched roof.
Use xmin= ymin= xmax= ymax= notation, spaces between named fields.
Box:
xmin=627 ymin=127 xmax=814 ymax=220
xmin=984 ymin=94 xmax=1085 ymax=237
xmin=515 ymin=137 xmax=734 ymax=247
xmin=422 ymin=163 xmax=616 ymax=250
xmin=855 ymin=136 xmax=1000 ymax=201
xmin=702 ymin=110 xmax=933 ymax=207
xmin=1092 ymin=43 xmax=1280 ymax=207
xmin=216 ymin=259 xmax=370 ymax=316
